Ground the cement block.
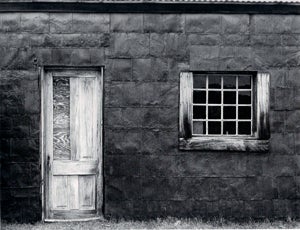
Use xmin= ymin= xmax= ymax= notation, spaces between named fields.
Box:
xmin=105 ymin=82 xmax=142 ymax=106
xmin=10 ymin=138 xmax=39 ymax=162
xmin=111 ymin=14 xmax=143 ymax=32
xmin=150 ymin=33 xmax=166 ymax=57
xmin=72 ymin=13 xmax=109 ymax=33
xmin=105 ymin=176 xmax=141 ymax=201
xmin=282 ymin=34 xmax=300 ymax=46
xmin=276 ymin=177 xmax=297 ymax=199
xmin=273 ymin=199 xmax=293 ymax=218
xmin=251 ymin=35 xmax=282 ymax=46
xmin=286 ymin=110 xmax=300 ymax=132
xmin=132 ymin=58 xmax=168 ymax=82
xmin=0 ymin=13 xmax=21 ymax=32
xmin=140 ymin=176 xmax=188 ymax=201
xmin=70 ymin=48 xmax=91 ymax=65
xmin=90 ymin=48 xmax=105 ymax=65
xmin=252 ymin=15 xmax=293 ymax=34
xmin=274 ymin=87 xmax=294 ymax=111
xmin=244 ymin=200 xmax=273 ymax=218
xmin=269 ymin=110 xmax=285 ymax=133
xmin=221 ymin=15 xmax=249 ymax=34
xmin=111 ymin=33 xmax=149 ymax=58
xmin=185 ymin=14 xmax=221 ymax=33
xmin=190 ymin=45 xmax=219 ymax=70
xmin=283 ymin=47 xmax=300 ymax=67
xmin=20 ymin=13 xmax=49 ymax=33
xmin=51 ymin=48 xmax=72 ymax=65
xmin=221 ymin=34 xmax=250 ymax=46
xmin=105 ymin=129 xmax=142 ymax=155
xmin=253 ymin=46 xmax=284 ymax=67
xmin=287 ymin=68 xmax=300 ymax=88
xmin=165 ymin=33 xmax=188 ymax=60
xmin=104 ymin=155 xmax=140 ymax=176
xmin=106 ymin=58 xmax=131 ymax=82
xmin=188 ymin=34 xmax=221 ymax=46
xmin=263 ymin=155 xmax=297 ymax=177
xmin=144 ymin=14 xmax=184 ymax=32
xmin=9 ymin=163 xmax=32 ymax=187
xmin=49 ymin=13 xmax=72 ymax=34
xmin=167 ymin=59 xmax=189 ymax=82
xmin=139 ymin=155 xmax=184 ymax=177
xmin=296 ymin=133 xmax=300 ymax=155
xmin=270 ymin=133 xmax=295 ymax=155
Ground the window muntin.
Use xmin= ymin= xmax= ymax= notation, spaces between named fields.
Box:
xmin=192 ymin=74 xmax=253 ymax=136
xmin=179 ymin=71 xmax=270 ymax=152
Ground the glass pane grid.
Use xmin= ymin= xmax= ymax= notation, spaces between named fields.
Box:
xmin=192 ymin=74 xmax=253 ymax=136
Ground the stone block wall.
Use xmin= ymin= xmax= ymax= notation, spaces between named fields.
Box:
xmin=0 ymin=12 xmax=300 ymax=222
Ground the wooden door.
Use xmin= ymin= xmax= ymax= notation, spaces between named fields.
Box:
xmin=41 ymin=68 xmax=103 ymax=221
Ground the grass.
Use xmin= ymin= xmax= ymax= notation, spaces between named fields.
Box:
xmin=2 ymin=217 xmax=300 ymax=229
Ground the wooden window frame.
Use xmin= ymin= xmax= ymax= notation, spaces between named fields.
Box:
xmin=179 ymin=71 xmax=270 ymax=152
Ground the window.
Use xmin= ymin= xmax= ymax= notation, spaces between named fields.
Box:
xmin=179 ymin=71 xmax=270 ymax=152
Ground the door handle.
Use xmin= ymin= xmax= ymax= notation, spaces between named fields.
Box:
xmin=47 ymin=155 xmax=51 ymax=171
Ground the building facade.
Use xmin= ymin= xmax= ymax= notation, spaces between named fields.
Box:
xmin=0 ymin=0 xmax=300 ymax=222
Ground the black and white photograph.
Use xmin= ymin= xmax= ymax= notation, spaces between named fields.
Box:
xmin=0 ymin=0 xmax=300 ymax=229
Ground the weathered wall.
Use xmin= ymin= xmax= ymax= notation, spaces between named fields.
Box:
xmin=0 ymin=12 xmax=300 ymax=222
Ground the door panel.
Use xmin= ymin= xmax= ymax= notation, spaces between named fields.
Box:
xmin=52 ymin=176 xmax=68 ymax=210
xmin=42 ymin=68 xmax=103 ymax=221
xmin=70 ymin=77 xmax=97 ymax=160
xmin=79 ymin=175 xmax=96 ymax=210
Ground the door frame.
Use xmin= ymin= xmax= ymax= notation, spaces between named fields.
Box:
xmin=40 ymin=66 xmax=104 ymax=222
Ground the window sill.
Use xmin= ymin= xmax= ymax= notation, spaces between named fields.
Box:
xmin=179 ymin=137 xmax=269 ymax=152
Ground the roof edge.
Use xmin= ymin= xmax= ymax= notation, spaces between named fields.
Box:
xmin=0 ymin=2 xmax=300 ymax=14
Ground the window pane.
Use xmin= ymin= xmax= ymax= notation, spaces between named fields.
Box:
xmin=223 ymin=121 xmax=236 ymax=135
xmin=223 ymin=106 xmax=236 ymax=119
xmin=238 ymin=75 xmax=251 ymax=89
xmin=208 ymin=121 xmax=221 ymax=134
xmin=193 ymin=121 xmax=206 ymax=134
xmin=193 ymin=75 xmax=206 ymax=89
xmin=224 ymin=91 xmax=236 ymax=104
xmin=193 ymin=106 xmax=206 ymax=119
xmin=238 ymin=91 xmax=251 ymax=104
xmin=238 ymin=122 xmax=251 ymax=135
xmin=223 ymin=76 xmax=236 ymax=89
xmin=193 ymin=91 xmax=206 ymax=104
xmin=208 ymin=91 xmax=221 ymax=104
xmin=208 ymin=106 xmax=221 ymax=119
xmin=238 ymin=106 xmax=251 ymax=119
xmin=208 ymin=76 xmax=221 ymax=89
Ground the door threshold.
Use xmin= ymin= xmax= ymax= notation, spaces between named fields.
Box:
xmin=44 ymin=216 xmax=103 ymax=222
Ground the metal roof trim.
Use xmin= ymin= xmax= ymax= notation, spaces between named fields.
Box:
xmin=0 ymin=0 xmax=300 ymax=3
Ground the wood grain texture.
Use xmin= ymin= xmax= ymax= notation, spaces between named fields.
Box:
xmin=40 ymin=67 xmax=46 ymax=221
xmin=68 ymin=176 xmax=79 ymax=210
xmin=44 ymin=71 xmax=54 ymax=219
xmin=50 ymin=210 xmax=97 ymax=220
xmin=95 ymin=69 xmax=103 ymax=216
xmin=52 ymin=176 xmax=68 ymax=210
xmin=257 ymin=73 xmax=270 ymax=140
xmin=179 ymin=137 xmax=269 ymax=152
xmin=79 ymin=176 xmax=96 ymax=210
xmin=179 ymin=72 xmax=193 ymax=139
xmin=53 ymin=77 xmax=71 ymax=160
xmin=70 ymin=77 xmax=97 ymax=160
xmin=52 ymin=161 xmax=98 ymax=175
